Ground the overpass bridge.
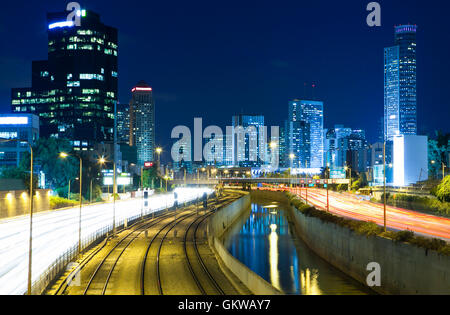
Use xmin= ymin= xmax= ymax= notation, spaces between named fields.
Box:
xmin=171 ymin=177 xmax=350 ymax=186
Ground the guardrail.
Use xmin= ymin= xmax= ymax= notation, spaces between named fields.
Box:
xmin=0 ymin=188 xmax=213 ymax=295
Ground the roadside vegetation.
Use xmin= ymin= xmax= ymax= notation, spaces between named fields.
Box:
xmin=49 ymin=196 xmax=79 ymax=210
xmin=285 ymin=192 xmax=450 ymax=256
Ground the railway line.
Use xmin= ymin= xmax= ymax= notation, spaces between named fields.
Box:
xmin=48 ymin=191 xmax=245 ymax=295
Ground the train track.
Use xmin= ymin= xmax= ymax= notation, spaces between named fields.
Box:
xmin=52 ymin=210 xmax=176 ymax=295
xmin=55 ymin=191 xmax=242 ymax=295
xmin=83 ymin=209 xmax=196 ymax=295
xmin=183 ymin=211 xmax=225 ymax=295
xmin=149 ymin=194 xmax=236 ymax=295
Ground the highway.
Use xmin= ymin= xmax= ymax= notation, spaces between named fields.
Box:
xmin=0 ymin=187 xmax=213 ymax=295
xmin=290 ymin=188 xmax=450 ymax=241
xmin=48 ymin=191 xmax=248 ymax=295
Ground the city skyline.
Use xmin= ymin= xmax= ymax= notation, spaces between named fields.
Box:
xmin=0 ymin=2 xmax=448 ymax=163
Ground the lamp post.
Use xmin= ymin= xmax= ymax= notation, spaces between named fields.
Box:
xmin=0 ymin=138 xmax=34 ymax=295
xmin=344 ymin=165 xmax=352 ymax=192
xmin=68 ymin=179 xmax=71 ymax=200
xmin=289 ymin=154 xmax=295 ymax=188
xmin=99 ymin=157 xmax=117 ymax=236
xmin=155 ymin=147 xmax=162 ymax=175
xmin=60 ymin=152 xmax=83 ymax=256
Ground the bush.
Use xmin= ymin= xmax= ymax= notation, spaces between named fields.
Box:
xmin=50 ymin=196 xmax=78 ymax=209
xmin=436 ymin=176 xmax=450 ymax=202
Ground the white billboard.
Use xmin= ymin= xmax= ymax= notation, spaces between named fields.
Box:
xmin=393 ymin=135 xmax=428 ymax=187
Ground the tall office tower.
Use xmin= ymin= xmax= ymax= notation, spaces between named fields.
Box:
xmin=279 ymin=123 xmax=287 ymax=168
xmin=287 ymin=121 xmax=310 ymax=168
xmin=289 ymin=100 xmax=324 ymax=168
xmin=130 ymin=81 xmax=155 ymax=166
xmin=11 ymin=9 xmax=118 ymax=149
xmin=384 ymin=25 xmax=417 ymax=141
xmin=0 ymin=114 xmax=39 ymax=168
xmin=116 ymin=104 xmax=130 ymax=144
xmin=231 ymin=115 xmax=265 ymax=167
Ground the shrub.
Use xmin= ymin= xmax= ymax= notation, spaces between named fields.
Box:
xmin=50 ymin=196 xmax=78 ymax=209
xmin=436 ymin=176 xmax=450 ymax=202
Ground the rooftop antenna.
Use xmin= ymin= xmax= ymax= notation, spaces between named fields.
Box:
xmin=312 ymin=83 xmax=316 ymax=100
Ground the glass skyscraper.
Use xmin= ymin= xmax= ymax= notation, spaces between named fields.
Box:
xmin=11 ymin=9 xmax=118 ymax=149
xmin=384 ymin=25 xmax=417 ymax=141
xmin=288 ymin=100 xmax=324 ymax=169
xmin=231 ymin=115 xmax=265 ymax=167
xmin=130 ymin=81 xmax=155 ymax=166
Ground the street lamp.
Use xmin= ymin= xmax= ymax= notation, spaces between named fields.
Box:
xmin=155 ymin=147 xmax=162 ymax=174
xmin=60 ymin=152 xmax=84 ymax=256
xmin=98 ymin=157 xmax=117 ymax=236
xmin=164 ymin=175 xmax=169 ymax=192
xmin=288 ymin=154 xmax=295 ymax=188
xmin=0 ymin=138 xmax=34 ymax=295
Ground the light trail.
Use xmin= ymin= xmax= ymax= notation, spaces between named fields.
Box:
xmin=0 ymin=187 xmax=213 ymax=295
xmin=261 ymin=187 xmax=450 ymax=241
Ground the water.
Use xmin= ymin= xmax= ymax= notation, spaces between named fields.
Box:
xmin=223 ymin=201 xmax=372 ymax=295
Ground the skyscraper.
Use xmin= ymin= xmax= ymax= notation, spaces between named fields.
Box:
xmin=384 ymin=25 xmax=417 ymax=141
xmin=11 ymin=9 xmax=118 ymax=148
xmin=231 ymin=115 xmax=265 ymax=168
xmin=130 ymin=81 xmax=155 ymax=166
xmin=289 ymin=100 xmax=324 ymax=169
xmin=287 ymin=120 xmax=310 ymax=168
xmin=116 ymin=104 xmax=130 ymax=144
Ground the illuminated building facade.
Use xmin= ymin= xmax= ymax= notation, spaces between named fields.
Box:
xmin=231 ymin=115 xmax=265 ymax=168
xmin=130 ymin=81 xmax=155 ymax=166
xmin=384 ymin=25 xmax=417 ymax=141
xmin=11 ymin=9 xmax=118 ymax=149
xmin=289 ymin=100 xmax=324 ymax=168
xmin=116 ymin=104 xmax=130 ymax=144
xmin=0 ymin=114 xmax=39 ymax=167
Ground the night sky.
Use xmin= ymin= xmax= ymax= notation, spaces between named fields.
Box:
xmin=1 ymin=0 xmax=449 ymax=161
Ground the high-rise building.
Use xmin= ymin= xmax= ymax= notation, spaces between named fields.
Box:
xmin=130 ymin=81 xmax=155 ymax=166
xmin=384 ymin=25 xmax=417 ymax=141
xmin=116 ymin=104 xmax=130 ymax=144
xmin=287 ymin=121 xmax=310 ymax=168
xmin=0 ymin=114 xmax=39 ymax=168
xmin=289 ymin=100 xmax=324 ymax=168
xmin=231 ymin=115 xmax=265 ymax=168
xmin=11 ymin=9 xmax=118 ymax=149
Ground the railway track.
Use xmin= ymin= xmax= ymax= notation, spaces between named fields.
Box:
xmin=149 ymin=193 xmax=239 ymax=295
xmin=53 ymin=208 xmax=186 ymax=295
xmin=54 ymin=191 xmax=243 ymax=295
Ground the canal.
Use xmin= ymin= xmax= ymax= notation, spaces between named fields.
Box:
xmin=222 ymin=200 xmax=372 ymax=295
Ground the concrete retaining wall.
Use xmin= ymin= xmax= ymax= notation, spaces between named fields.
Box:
xmin=251 ymin=190 xmax=450 ymax=295
xmin=208 ymin=192 xmax=282 ymax=295
xmin=0 ymin=189 xmax=51 ymax=219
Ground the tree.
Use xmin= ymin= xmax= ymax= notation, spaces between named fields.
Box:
xmin=436 ymin=176 xmax=450 ymax=202
xmin=0 ymin=167 xmax=38 ymax=191
xmin=20 ymin=137 xmax=79 ymax=190
xmin=428 ymin=131 xmax=450 ymax=179
xmin=142 ymin=164 xmax=161 ymax=189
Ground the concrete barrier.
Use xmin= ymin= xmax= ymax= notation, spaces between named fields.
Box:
xmin=208 ymin=192 xmax=282 ymax=295
xmin=251 ymin=189 xmax=450 ymax=295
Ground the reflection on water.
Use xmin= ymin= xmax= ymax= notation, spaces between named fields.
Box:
xmin=223 ymin=202 xmax=371 ymax=295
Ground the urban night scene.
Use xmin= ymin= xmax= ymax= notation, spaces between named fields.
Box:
xmin=0 ymin=0 xmax=449 ymax=304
